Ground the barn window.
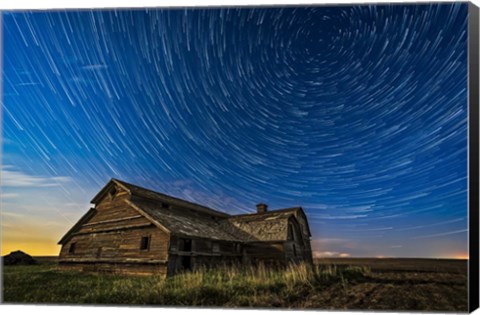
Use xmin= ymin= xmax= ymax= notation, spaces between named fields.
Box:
xmin=109 ymin=187 xmax=117 ymax=199
xmin=179 ymin=238 xmax=192 ymax=252
xmin=161 ymin=202 xmax=169 ymax=209
xmin=234 ymin=243 xmax=241 ymax=253
xmin=288 ymin=223 xmax=294 ymax=240
xmin=140 ymin=236 xmax=151 ymax=250
xmin=212 ymin=242 xmax=220 ymax=253
xmin=69 ymin=242 xmax=76 ymax=254
xmin=293 ymin=244 xmax=297 ymax=257
xmin=184 ymin=239 xmax=192 ymax=251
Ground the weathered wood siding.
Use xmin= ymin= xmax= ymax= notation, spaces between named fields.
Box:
xmin=242 ymin=241 xmax=285 ymax=265
xmin=59 ymin=189 xmax=170 ymax=273
xmin=292 ymin=212 xmax=313 ymax=263
xmin=284 ymin=217 xmax=309 ymax=263
xmin=59 ymin=226 xmax=169 ymax=261
xmin=166 ymin=236 xmax=243 ymax=275
xmin=58 ymin=262 xmax=168 ymax=276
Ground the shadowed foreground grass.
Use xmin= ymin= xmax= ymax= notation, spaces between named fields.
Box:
xmin=2 ymin=260 xmax=468 ymax=311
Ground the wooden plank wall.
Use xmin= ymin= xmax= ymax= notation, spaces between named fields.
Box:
xmin=167 ymin=236 xmax=243 ymax=274
xmin=283 ymin=217 xmax=312 ymax=263
xmin=293 ymin=212 xmax=313 ymax=263
xmin=58 ymin=262 xmax=168 ymax=276
xmin=237 ymin=241 xmax=287 ymax=267
xmin=59 ymin=189 xmax=170 ymax=264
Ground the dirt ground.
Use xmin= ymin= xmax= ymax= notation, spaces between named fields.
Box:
xmin=305 ymin=258 xmax=468 ymax=311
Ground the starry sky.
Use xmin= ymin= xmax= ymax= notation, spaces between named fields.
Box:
xmin=1 ymin=3 xmax=469 ymax=258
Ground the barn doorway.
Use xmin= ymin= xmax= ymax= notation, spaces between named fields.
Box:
xmin=181 ymin=256 xmax=192 ymax=271
xmin=179 ymin=238 xmax=193 ymax=271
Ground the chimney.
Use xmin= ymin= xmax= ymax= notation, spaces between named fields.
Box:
xmin=256 ymin=203 xmax=268 ymax=213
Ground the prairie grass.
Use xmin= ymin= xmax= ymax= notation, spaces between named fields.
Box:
xmin=2 ymin=262 xmax=369 ymax=306
xmin=3 ymin=260 xmax=467 ymax=311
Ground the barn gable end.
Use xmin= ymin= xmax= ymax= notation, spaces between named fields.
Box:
xmin=58 ymin=181 xmax=172 ymax=275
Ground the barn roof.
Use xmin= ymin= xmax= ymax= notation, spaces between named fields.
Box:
xmin=62 ymin=179 xmax=311 ymax=244
xmin=130 ymin=197 xmax=303 ymax=242
xmin=221 ymin=208 xmax=301 ymax=241
xmin=91 ymin=178 xmax=230 ymax=218
xmin=228 ymin=207 xmax=312 ymax=238
xmin=58 ymin=208 xmax=97 ymax=244
xmin=129 ymin=198 xmax=242 ymax=241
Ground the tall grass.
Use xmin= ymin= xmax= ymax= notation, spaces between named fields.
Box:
xmin=2 ymin=262 xmax=370 ymax=306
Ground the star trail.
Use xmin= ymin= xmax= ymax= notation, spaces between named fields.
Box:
xmin=1 ymin=3 xmax=469 ymax=257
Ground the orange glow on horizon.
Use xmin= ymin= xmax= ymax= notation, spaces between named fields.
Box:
xmin=1 ymin=218 xmax=68 ymax=256
xmin=1 ymin=241 xmax=61 ymax=256
xmin=2 ymin=238 xmax=470 ymax=259
xmin=452 ymin=253 xmax=469 ymax=260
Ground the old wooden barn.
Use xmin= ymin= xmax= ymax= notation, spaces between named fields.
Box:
xmin=58 ymin=179 xmax=313 ymax=275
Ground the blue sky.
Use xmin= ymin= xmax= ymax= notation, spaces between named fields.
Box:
xmin=1 ymin=4 xmax=469 ymax=257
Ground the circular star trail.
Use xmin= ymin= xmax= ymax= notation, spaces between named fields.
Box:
xmin=2 ymin=3 xmax=469 ymax=257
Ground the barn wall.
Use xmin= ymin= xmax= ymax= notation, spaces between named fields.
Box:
xmin=59 ymin=193 xmax=170 ymax=265
xmin=292 ymin=212 xmax=313 ymax=263
xmin=58 ymin=262 xmax=168 ymax=276
xmin=284 ymin=217 xmax=311 ymax=263
xmin=92 ymin=188 xmax=133 ymax=215
xmin=242 ymin=241 xmax=286 ymax=265
xmin=59 ymin=225 xmax=169 ymax=261
xmin=167 ymin=236 xmax=242 ymax=275
xmin=303 ymin=240 xmax=313 ymax=263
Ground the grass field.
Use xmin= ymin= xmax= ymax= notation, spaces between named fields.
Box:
xmin=1 ymin=258 xmax=468 ymax=311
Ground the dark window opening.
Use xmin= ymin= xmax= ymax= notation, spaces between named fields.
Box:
xmin=181 ymin=256 xmax=192 ymax=271
xmin=288 ymin=223 xmax=294 ymax=240
xmin=109 ymin=187 xmax=117 ymax=199
xmin=161 ymin=202 xmax=169 ymax=209
xmin=184 ymin=239 xmax=192 ymax=252
xmin=179 ymin=238 xmax=192 ymax=252
xmin=140 ymin=236 xmax=150 ymax=250
xmin=69 ymin=242 xmax=76 ymax=254
xmin=212 ymin=242 xmax=220 ymax=253
xmin=293 ymin=244 xmax=297 ymax=257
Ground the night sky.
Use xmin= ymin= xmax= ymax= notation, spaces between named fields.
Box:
xmin=1 ymin=3 xmax=469 ymax=258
